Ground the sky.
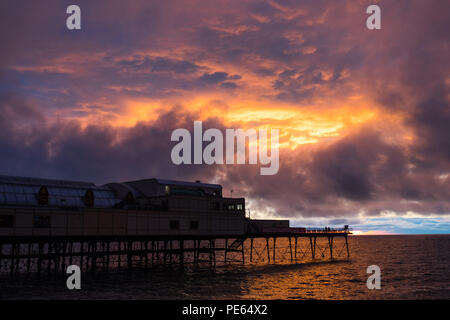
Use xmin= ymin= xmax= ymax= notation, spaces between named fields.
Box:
xmin=0 ymin=0 xmax=449 ymax=234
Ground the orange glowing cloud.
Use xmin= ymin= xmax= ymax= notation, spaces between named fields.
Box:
xmin=81 ymin=92 xmax=406 ymax=155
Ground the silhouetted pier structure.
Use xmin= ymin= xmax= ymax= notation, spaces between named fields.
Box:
xmin=0 ymin=175 xmax=352 ymax=276
xmin=0 ymin=227 xmax=351 ymax=276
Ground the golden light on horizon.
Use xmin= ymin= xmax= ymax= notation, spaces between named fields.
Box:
xmin=351 ymin=230 xmax=394 ymax=236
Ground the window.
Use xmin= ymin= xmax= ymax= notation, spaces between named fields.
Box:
xmin=34 ymin=215 xmax=51 ymax=228
xmin=165 ymin=185 xmax=170 ymax=195
xmin=84 ymin=189 xmax=94 ymax=207
xmin=170 ymin=220 xmax=179 ymax=230
xmin=0 ymin=215 xmax=14 ymax=228
xmin=126 ymin=192 xmax=135 ymax=203
xmin=190 ymin=220 xmax=199 ymax=230
xmin=37 ymin=186 xmax=49 ymax=205
xmin=227 ymin=204 xmax=235 ymax=210
xmin=236 ymin=204 xmax=243 ymax=211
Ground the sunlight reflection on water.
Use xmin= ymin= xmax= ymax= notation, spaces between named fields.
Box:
xmin=1 ymin=235 xmax=449 ymax=299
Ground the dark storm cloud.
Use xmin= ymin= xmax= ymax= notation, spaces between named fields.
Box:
xmin=214 ymin=122 xmax=450 ymax=218
xmin=0 ymin=93 xmax=220 ymax=184
xmin=366 ymin=1 xmax=450 ymax=175
xmin=117 ymin=56 xmax=202 ymax=74
xmin=199 ymin=72 xmax=230 ymax=84
xmin=198 ymin=72 xmax=241 ymax=86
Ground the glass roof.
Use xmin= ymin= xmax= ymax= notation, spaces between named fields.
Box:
xmin=0 ymin=175 xmax=120 ymax=208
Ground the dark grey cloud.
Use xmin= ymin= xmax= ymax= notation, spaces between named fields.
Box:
xmin=118 ymin=56 xmax=202 ymax=74
xmin=198 ymin=72 xmax=241 ymax=86
xmin=0 ymin=94 xmax=220 ymax=185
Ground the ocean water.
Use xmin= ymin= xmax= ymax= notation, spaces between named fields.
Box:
xmin=1 ymin=235 xmax=449 ymax=299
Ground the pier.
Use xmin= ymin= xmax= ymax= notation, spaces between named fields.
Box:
xmin=0 ymin=175 xmax=352 ymax=276
xmin=0 ymin=228 xmax=351 ymax=276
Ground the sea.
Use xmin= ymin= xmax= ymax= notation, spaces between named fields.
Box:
xmin=1 ymin=235 xmax=449 ymax=299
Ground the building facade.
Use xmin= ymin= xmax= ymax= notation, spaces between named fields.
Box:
xmin=0 ymin=176 xmax=246 ymax=237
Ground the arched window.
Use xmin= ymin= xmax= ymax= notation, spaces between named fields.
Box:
xmin=126 ymin=191 xmax=135 ymax=203
xmin=84 ymin=189 xmax=94 ymax=207
xmin=38 ymin=186 xmax=49 ymax=205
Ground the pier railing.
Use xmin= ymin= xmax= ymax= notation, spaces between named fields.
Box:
xmin=304 ymin=228 xmax=352 ymax=233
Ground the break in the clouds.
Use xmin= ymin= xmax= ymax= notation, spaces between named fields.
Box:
xmin=0 ymin=0 xmax=449 ymax=233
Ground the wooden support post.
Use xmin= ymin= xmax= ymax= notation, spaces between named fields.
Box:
xmin=127 ymin=240 xmax=132 ymax=270
xmin=193 ymin=240 xmax=196 ymax=265
xmin=80 ymin=241 xmax=89 ymax=271
xmin=157 ymin=241 xmax=161 ymax=261
xmin=273 ymin=237 xmax=276 ymax=262
xmin=62 ymin=241 xmax=67 ymax=274
xmin=85 ymin=242 xmax=89 ymax=273
xmin=180 ymin=240 xmax=184 ymax=266
xmin=249 ymin=238 xmax=253 ymax=263
xmin=145 ymin=241 xmax=149 ymax=269
xmin=52 ymin=242 xmax=57 ymax=274
xmin=197 ymin=240 xmax=200 ymax=266
xmin=328 ymin=236 xmax=333 ymax=260
xmin=106 ymin=241 xmax=110 ymax=272
xmin=196 ymin=240 xmax=201 ymax=266
xmin=151 ymin=241 xmax=154 ymax=267
xmin=266 ymin=238 xmax=270 ymax=263
xmin=37 ymin=241 xmax=42 ymax=275
xmin=47 ymin=242 xmax=52 ymax=275
xmin=0 ymin=242 xmax=3 ymax=273
xmin=240 ymin=239 xmax=244 ymax=265
xmin=224 ymin=239 xmax=228 ymax=263
xmin=15 ymin=243 xmax=19 ymax=275
xmin=214 ymin=240 xmax=217 ymax=267
xmin=345 ymin=235 xmax=350 ymax=258
xmin=117 ymin=241 xmax=121 ymax=271
xmin=289 ymin=237 xmax=293 ymax=262
xmin=163 ymin=240 xmax=167 ymax=265
xmin=27 ymin=243 xmax=32 ymax=274
xmin=209 ymin=239 xmax=213 ymax=267
xmin=16 ymin=243 xmax=20 ymax=275
xmin=139 ymin=241 xmax=143 ymax=266
xmin=314 ymin=237 xmax=317 ymax=259
xmin=93 ymin=242 xmax=98 ymax=272
xmin=294 ymin=237 xmax=298 ymax=260
xmin=54 ymin=242 xmax=58 ymax=274
xmin=195 ymin=240 xmax=201 ymax=267
xmin=10 ymin=242 xmax=15 ymax=276
xmin=69 ymin=242 xmax=73 ymax=266
xmin=56 ymin=242 xmax=61 ymax=274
